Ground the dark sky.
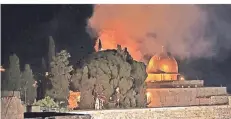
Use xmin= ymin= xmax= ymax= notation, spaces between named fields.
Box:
xmin=1 ymin=5 xmax=95 ymax=70
xmin=1 ymin=5 xmax=231 ymax=93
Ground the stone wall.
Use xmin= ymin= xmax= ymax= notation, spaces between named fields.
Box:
xmin=229 ymin=96 xmax=231 ymax=105
xmin=146 ymin=87 xmax=227 ymax=107
xmin=55 ymin=115 xmax=91 ymax=119
xmin=1 ymin=97 xmax=24 ymax=119
xmin=147 ymin=80 xmax=204 ymax=88
xmin=195 ymin=87 xmax=227 ymax=97
xmin=210 ymin=96 xmax=229 ymax=105
xmin=171 ymin=80 xmax=204 ymax=87
xmin=72 ymin=105 xmax=231 ymax=119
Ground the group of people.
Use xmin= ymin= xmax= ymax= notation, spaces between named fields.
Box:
xmin=94 ymin=87 xmax=121 ymax=110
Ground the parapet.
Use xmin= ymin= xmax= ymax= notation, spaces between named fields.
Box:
xmin=210 ymin=95 xmax=229 ymax=105
xmin=146 ymin=80 xmax=204 ymax=88
xmin=229 ymin=96 xmax=231 ymax=105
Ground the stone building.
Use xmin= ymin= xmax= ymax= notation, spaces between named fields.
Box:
xmin=1 ymin=91 xmax=24 ymax=119
xmin=146 ymin=48 xmax=230 ymax=108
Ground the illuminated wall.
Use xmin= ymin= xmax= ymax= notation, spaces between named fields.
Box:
xmin=146 ymin=87 xmax=228 ymax=107
xmin=146 ymin=74 xmax=178 ymax=82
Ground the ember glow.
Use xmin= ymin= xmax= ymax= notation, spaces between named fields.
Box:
xmin=88 ymin=5 xmax=211 ymax=62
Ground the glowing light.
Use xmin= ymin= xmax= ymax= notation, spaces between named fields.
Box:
xmin=77 ymin=95 xmax=80 ymax=102
xmin=146 ymin=92 xmax=152 ymax=105
xmin=180 ymin=76 xmax=185 ymax=80
xmin=146 ymin=92 xmax=151 ymax=98
xmin=161 ymin=64 xmax=169 ymax=72
xmin=0 ymin=66 xmax=5 ymax=72
xmin=146 ymin=56 xmax=158 ymax=73
xmin=45 ymin=72 xmax=49 ymax=76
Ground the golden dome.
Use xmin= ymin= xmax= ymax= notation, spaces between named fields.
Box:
xmin=146 ymin=51 xmax=178 ymax=74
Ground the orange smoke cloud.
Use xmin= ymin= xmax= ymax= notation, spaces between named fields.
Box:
xmin=88 ymin=5 xmax=211 ymax=62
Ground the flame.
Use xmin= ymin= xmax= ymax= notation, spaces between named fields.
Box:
xmin=94 ymin=22 xmax=143 ymax=61
xmin=180 ymin=75 xmax=185 ymax=80
xmin=68 ymin=91 xmax=81 ymax=109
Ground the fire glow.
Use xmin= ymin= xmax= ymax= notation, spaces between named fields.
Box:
xmin=88 ymin=5 xmax=211 ymax=61
xmin=95 ymin=28 xmax=142 ymax=61
xmin=68 ymin=91 xmax=81 ymax=109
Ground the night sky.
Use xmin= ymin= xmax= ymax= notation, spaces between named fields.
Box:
xmin=2 ymin=5 xmax=95 ymax=70
xmin=1 ymin=5 xmax=231 ymax=93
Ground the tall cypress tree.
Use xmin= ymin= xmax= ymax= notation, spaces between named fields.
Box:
xmin=6 ymin=54 xmax=21 ymax=91
xmin=41 ymin=57 xmax=47 ymax=72
xmin=48 ymin=36 xmax=56 ymax=70
xmin=38 ymin=57 xmax=48 ymax=99
xmin=21 ymin=64 xmax=37 ymax=104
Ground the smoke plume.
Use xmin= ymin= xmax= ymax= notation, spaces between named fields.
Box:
xmin=87 ymin=5 xmax=213 ymax=62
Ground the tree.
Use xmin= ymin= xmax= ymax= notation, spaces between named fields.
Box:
xmin=46 ymin=50 xmax=73 ymax=104
xmin=41 ymin=57 xmax=47 ymax=72
xmin=70 ymin=47 xmax=147 ymax=109
xmin=4 ymin=54 xmax=22 ymax=91
xmin=48 ymin=36 xmax=56 ymax=70
xmin=37 ymin=57 xmax=48 ymax=99
xmin=21 ymin=64 xmax=37 ymax=104
xmin=2 ymin=66 xmax=9 ymax=90
xmin=33 ymin=96 xmax=59 ymax=108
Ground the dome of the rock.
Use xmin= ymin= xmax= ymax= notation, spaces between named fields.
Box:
xmin=146 ymin=52 xmax=178 ymax=74
xmin=145 ymin=48 xmax=179 ymax=82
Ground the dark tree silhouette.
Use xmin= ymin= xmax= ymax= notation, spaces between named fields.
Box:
xmin=45 ymin=50 xmax=73 ymax=104
xmin=71 ymin=47 xmax=147 ymax=109
xmin=21 ymin=64 xmax=37 ymax=104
